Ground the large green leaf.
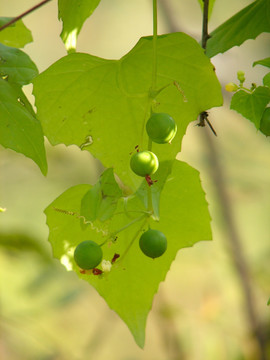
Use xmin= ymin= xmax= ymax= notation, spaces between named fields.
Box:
xmin=58 ymin=0 xmax=101 ymax=52
xmin=230 ymin=86 xmax=270 ymax=129
xmin=45 ymin=159 xmax=211 ymax=347
xmin=0 ymin=79 xmax=47 ymax=174
xmin=33 ymin=32 xmax=222 ymax=188
xmin=0 ymin=43 xmax=38 ymax=85
xmin=0 ymin=18 xmax=33 ymax=48
xmin=206 ymin=0 xmax=270 ymax=58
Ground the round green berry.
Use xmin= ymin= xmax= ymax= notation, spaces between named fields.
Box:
xmin=260 ymin=107 xmax=270 ymax=136
xmin=74 ymin=240 xmax=103 ymax=270
xmin=146 ymin=113 xmax=177 ymax=144
xmin=139 ymin=229 xmax=167 ymax=259
xmin=130 ymin=150 xmax=159 ymax=177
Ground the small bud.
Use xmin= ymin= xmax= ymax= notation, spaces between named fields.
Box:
xmin=225 ymin=82 xmax=238 ymax=92
xmin=237 ymin=70 xmax=245 ymax=83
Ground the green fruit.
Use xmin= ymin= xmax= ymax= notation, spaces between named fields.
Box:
xmin=146 ymin=113 xmax=177 ymax=144
xmin=74 ymin=240 xmax=103 ymax=270
xmin=260 ymin=107 xmax=270 ymax=136
xmin=139 ymin=229 xmax=167 ymax=259
xmin=130 ymin=150 xmax=159 ymax=177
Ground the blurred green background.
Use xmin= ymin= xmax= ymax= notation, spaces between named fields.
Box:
xmin=0 ymin=0 xmax=270 ymax=359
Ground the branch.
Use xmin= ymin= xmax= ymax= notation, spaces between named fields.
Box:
xmin=0 ymin=0 xmax=53 ymax=32
xmin=201 ymin=0 xmax=210 ymax=50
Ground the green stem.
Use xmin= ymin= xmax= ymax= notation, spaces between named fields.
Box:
xmin=148 ymin=137 xmax=152 ymax=151
xmin=147 ymin=186 xmax=153 ymax=214
xmin=117 ymin=218 xmax=148 ymax=263
xmin=152 ymin=0 xmax=158 ymax=92
xmin=140 ymin=0 xmax=158 ymax=145
xmin=99 ymin=214 xmax=148 ymax=247
xmin=239 ymin=85 xmax=253 ymax=93
xmin=144 ymin=0 xmax=159 ymax=215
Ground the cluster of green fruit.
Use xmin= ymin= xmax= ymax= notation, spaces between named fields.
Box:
xmin=130 ymin=112 xmax=177 ymax=178
xmin=74 ymin=227 xmax=168 ymax=272
xmin=129 ymin=112 xmax=177 ymax=259
xmin=73 ymin=113 xmax=177 ymax=272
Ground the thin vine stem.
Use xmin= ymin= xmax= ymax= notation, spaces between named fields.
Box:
xmin=99 ymin=214 xmax=148 ymax=247
xmin=0 ymin=0 xmax=53 ymax=32
xmin=117 ymin=217 xmax=148 ymax=264
xmin=143 ymin=0 xmax=159 ymax=216
xmin=152 ymin=0 xmax=158 ymax=92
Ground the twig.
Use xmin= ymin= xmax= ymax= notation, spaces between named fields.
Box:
xmin=201 ymin=0 xmax=210 ymax=50
xmin=0 ymin=0 xmax=53 ymax=32
xmin=198 ymin=111 xmax=217 ymax=136
xmin=199 ymin=0 xmax=217 ymax=135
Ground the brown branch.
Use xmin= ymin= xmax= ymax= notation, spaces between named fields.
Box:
xmin=201 ymin=0 xmax=210 ymax=50
xmin=0 ymin=0 xmax=53 ymax=32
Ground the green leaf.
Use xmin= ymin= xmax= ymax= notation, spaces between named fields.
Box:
xmin=268 ymin=297 xmax=270 ymax=305
xmin=253 ymin=57 xmax=270 ymax=68
xmin=0 ymin=18 xmax=33 ymax=48
xmin=45 ymin=159 xmax=211 ymax=347
xmin=206 ymin=0 xmax=270 ymax=58
xmin=263 ymin=73 xmax=270 ymax=87
xmin=253 ymin=58 xmax=270 ymax=87
xmin=0 ymin=43 xmax=38 ymax=86
xmin=0 ymin=79 xmax=47 ymax=175
xmin=58 ymin=0 xmax=101 ymax=53
xmin=81 ymin=168 xmax=122 ymax=222
xmin=197 ymin=0 xmax=216 ymax=18
xmin=0 ymin=42 xmax=46 ymax=174
xmin=33 ymin=32 xmax=222 ymax=188
xmin=230 ymin=86 xmax=270 ymax=129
